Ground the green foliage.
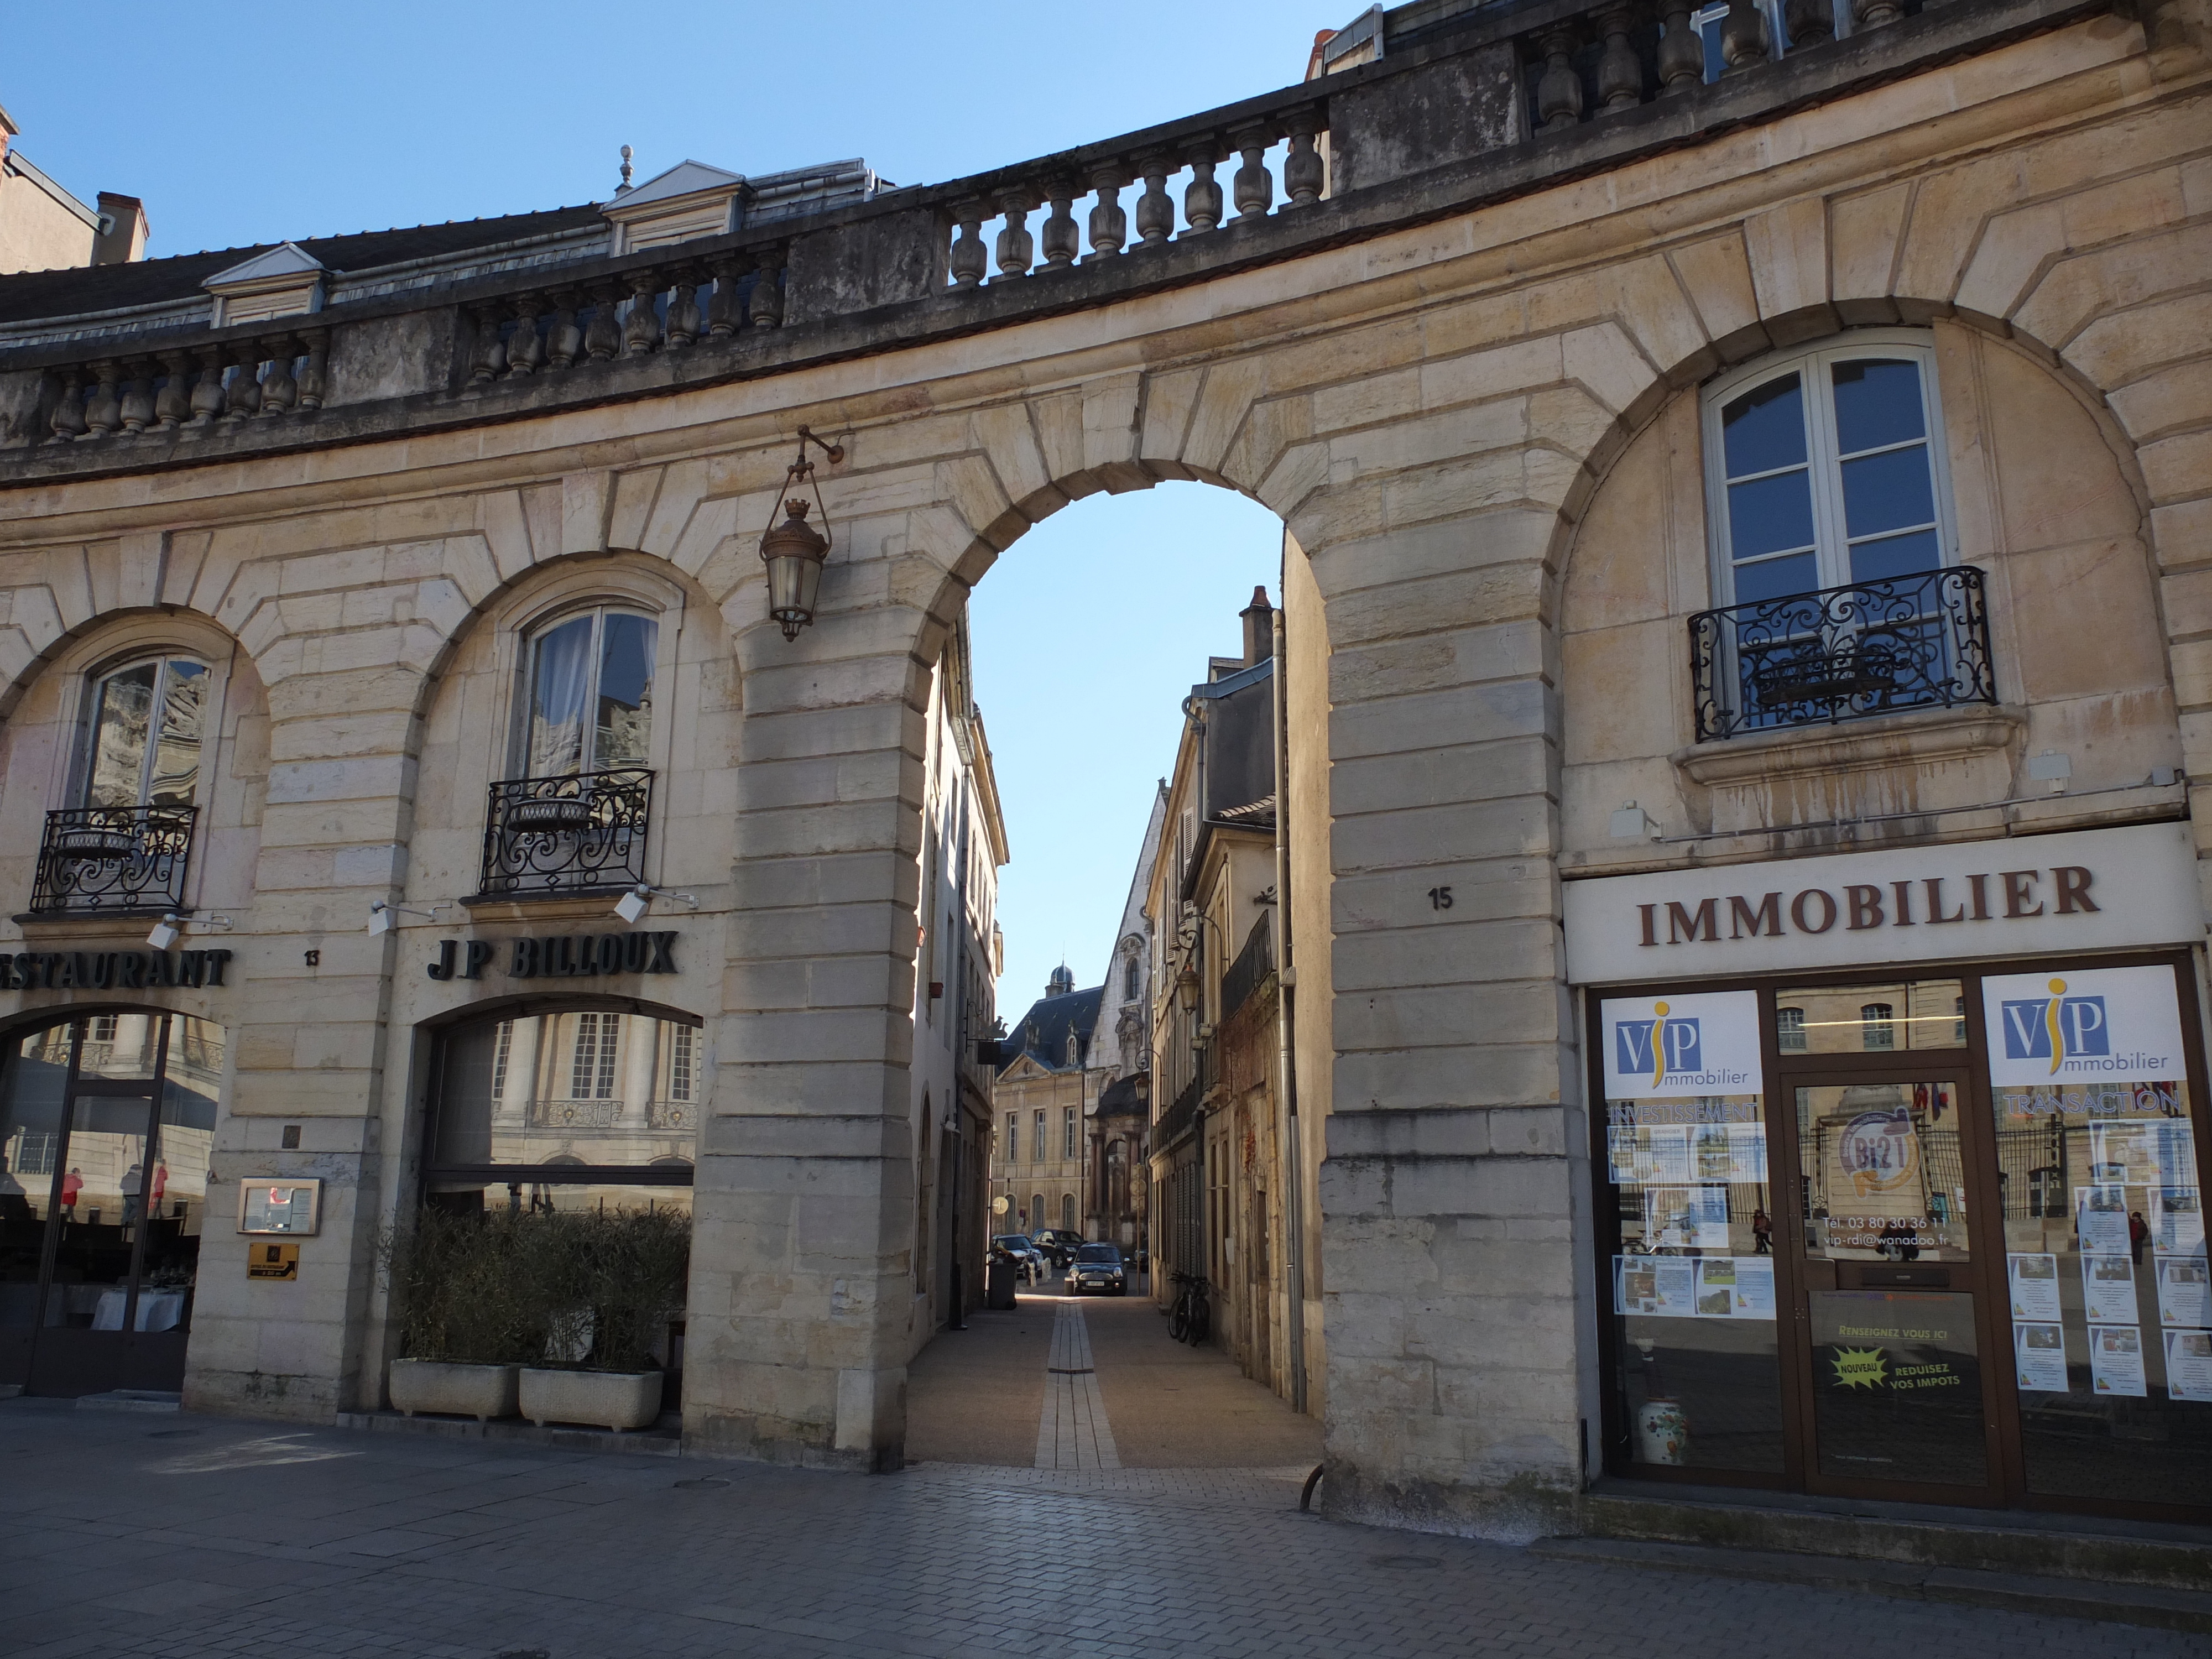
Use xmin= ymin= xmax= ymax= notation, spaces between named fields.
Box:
xmin=380 ymin=1204 xmax=690 ymax=1373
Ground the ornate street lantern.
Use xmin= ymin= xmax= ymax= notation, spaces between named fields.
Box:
xmin=758 ymin=425 xmax=845 ymax=640
xmin=1175 ymin=962 xmax=1200 ymax=1014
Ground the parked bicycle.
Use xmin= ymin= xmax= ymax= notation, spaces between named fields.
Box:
xmin=1167 ymin=1270 xmax=1211 ymax=1345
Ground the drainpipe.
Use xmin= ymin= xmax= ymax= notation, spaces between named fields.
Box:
xmin=1271 ymin=599 xmax=1308 ymax=1415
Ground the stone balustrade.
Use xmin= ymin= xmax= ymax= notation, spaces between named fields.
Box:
xmin=0 ymin=0 xmax=2079 ymax=466
xmin=40 ymin=331 xmax=330 ymax=443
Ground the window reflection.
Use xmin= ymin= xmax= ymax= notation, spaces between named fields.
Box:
xmin=432 ymin=1010 xmax=700 ymax=1170
xmin=1772 ymin=981 xmax=1965 ymax=1053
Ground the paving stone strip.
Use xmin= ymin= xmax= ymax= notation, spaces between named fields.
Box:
xmin=1034 ymin=1298 xmax=1120 ymax=1470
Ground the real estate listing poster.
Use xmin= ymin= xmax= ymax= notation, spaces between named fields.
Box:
xmin=2007 ymin=1253 xmax=2063 ymax=1322
xmin=2013 ymin=1322 xmax=2070 ymax=1393
xmin=2153 ymin=1185 xmax=2205 ymax=1256
xmin=2080 ymin=1253 xmax=2139 ymax=1325
xmin=2156 ymin=1253 xmax=2212 ymax=1328
xmin=1646 ymin=1186 xmax=1730 ymax=1253
xmin=2077 ymin=1185 xmax=2132 ymax=1256
xmin=2166 ymin=1329 xmax=2212 ymax=1402
xmin=2090 ymin=1324 xmax=2148 ymax=1397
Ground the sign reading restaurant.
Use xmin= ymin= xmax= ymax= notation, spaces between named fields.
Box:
xmin=1561 ymin=823 xmax=2205 ymax=984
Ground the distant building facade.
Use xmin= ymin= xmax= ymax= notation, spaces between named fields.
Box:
xmin=0 ymin=102 xmax=147 ymax=276
xmin=992 ymin=967 xmax=1100 ymax=1236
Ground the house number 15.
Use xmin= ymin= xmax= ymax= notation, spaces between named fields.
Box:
xmin=1427 ymin=886 xmax=1453 ymax=910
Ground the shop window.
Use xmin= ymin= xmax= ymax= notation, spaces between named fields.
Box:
xmin=1860 ymin=1003 xmax=1896 ymax=1051
xmin=427 ymin=1008 xmax=700 ymax=1177
xmin=1776 ymin=1007 xmax=1806 ymax=1052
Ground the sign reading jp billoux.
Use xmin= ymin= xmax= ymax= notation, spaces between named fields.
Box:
xmin=1562 ymin=823 xmax=2204 ymax=985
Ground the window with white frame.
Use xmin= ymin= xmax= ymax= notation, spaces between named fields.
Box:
xmin=518 ymin=606 xmax=658 ymax=778
xmin=79 ymin=655 xmax=210 ymax=808
xmin=1704 ymin=334 xmax=1954 ymax=607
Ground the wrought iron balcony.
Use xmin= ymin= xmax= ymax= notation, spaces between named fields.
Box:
xmin=29 ymin=804 xmax=197 ymax=916
xmin=478 ymin=768 xmax=653 ymax=899
xmin=1689 ymin=567 xmax=1996 ymax=742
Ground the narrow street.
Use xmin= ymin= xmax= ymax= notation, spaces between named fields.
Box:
xmin=905 ymin=1274 xmax=1324 ymax=1472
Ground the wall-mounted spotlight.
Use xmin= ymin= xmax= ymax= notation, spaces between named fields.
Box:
xmin=758 ymin=425 xmax=845 ymax=641
xmin=614 ymin=883 xmax=697 ymax=926
xmin=368 ymin=900 xmax=448 ymax=936
xmin=147 ymin=913 xmax=182 ymax=950
xmin=1609 ymin=801 xmax=1661 ymax=842
xmin=2027 ymin=750 xmax=2073 ymax=796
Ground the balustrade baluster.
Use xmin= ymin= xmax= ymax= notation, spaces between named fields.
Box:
xmin=259 ymin=337 xmax=298 ymax=415
xmin=506 ymin=296 xmax=545 ymax=376
xmin=1720 ymin=0 xmax=1768 ymax=71
xmin=665 ymin=267 xmax=703 ymax=346
xmin=706 ymin=258 xmax=747 ymax=334
xmin=85 ymin=362 xmax=122 ymax=436
xmin=1087 ymin=166 xmax=1127 ymax=259
xmin=1597 ymin=6 xmax=1644 ymax=109
xmin=1657 ymin=4 xmax=1705 ymax=91
xmin=583 ymin=281 xmax=623 ymax=361
xmin=1783 ymin=0 xmax=1834 ymax=47
xmin=750 ymin=248 xmax=785 ymax=328
xmin=547 ymin=289 xmax=584 ymax=366
xmin=1283 ymin=114 xmax=1325 ymax=207
xmin=1855 ymin=0 xmax=1903 ymax=26
xmin=949 ymin=207 xmax=988 ymax=289
xmin=1039 ymin=181 xmax=1079 ymax=272
xmin=1231 ymin=126 xmax=1275 ymax=223
xmin=153 ymin=351 xmax=192 ymax=430
xmin=297 ymin=330 xmax=329 ymax=411
xmin=1135 ymin=153 xmax=1175 ymax=246
xmin=223 ymin=352 xmax=261 ymax=421
xmin=993 ymin=189 xmax=1036 ymax=280
xmin=48 ymin=371 xmax=86 ymax=441
xmin=189 ymin=347 xmax=226 ymax=425
xmin=623 ymin=271 xmax=663 ymax=354
xmin=1537 ymin=27 xmax=1586 ymax=131
xmin=470 ymin=302 xmax=508 ymax=382
xmin=1181 ymin=140 xmax=1223 ymax=236
xmin=119 ymin=363 xmax=155 ymax=434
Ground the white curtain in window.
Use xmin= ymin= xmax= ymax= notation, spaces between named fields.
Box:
xmin=528 ymin=616 xmax=593 ymax=777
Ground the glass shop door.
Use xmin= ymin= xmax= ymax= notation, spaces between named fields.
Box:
xmin=0 ymin=1015 xmax=195 ymax=1398
xmin=1789 ymin=1065 xmax=2005 ymax=1500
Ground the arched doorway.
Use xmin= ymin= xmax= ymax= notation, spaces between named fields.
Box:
xmin=0 ymin=1011 xmax=223 ymax=1396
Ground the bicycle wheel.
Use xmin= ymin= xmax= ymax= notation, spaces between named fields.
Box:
xmin=1167 ymin=1300 xmax=1190 ymax=1343
xmin=1190 ymin=1298 xmax=1210 ymax=1344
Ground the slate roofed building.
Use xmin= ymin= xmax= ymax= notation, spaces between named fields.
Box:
xmin=992 ymin=969 xmax=1103 ymax=1239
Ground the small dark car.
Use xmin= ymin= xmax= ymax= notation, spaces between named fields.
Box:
xmin=1064 ymin=1242 xmax=1126 ymax=1296
xmin=1032 ymin=1228 xmax=1084 ymax=1268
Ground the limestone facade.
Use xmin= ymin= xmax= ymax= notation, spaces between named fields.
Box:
xmin=0 ymin=0 xmax=2204 ymax=1530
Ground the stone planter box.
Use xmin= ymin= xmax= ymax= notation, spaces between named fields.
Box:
xmin=388 ymin=1358 xmax=518 ymax=1422
xmin=519 ymin=1366 xmax=663 ymax=1431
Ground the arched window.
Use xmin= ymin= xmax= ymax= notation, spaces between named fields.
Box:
xmin=1124 ymin=958 xmax=1140 ymax=1002
xmin=519 ymin=606 xmax=658 ymax=778
xmin=1705 ymin=335 xmax=1953 ymax=606
xmin=81 ymin=655 xmax=208 ymax=807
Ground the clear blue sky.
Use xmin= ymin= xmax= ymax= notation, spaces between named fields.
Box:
xmin=6 ymin=1 xmax=1308 ymax=1011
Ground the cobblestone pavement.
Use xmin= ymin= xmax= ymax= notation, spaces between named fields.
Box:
xmin=1 ymin=1397 xmax=2198 ymax=1658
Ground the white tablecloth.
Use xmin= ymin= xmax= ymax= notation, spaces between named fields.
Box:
xmin=90 ymin=1288 xmax=185 ymax=1332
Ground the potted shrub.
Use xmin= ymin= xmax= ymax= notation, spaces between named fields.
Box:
xmin=518 ymin=1207 xmax=688 ymax=1432
xmin=380 ymin=1207 xmax=531 ymax=1421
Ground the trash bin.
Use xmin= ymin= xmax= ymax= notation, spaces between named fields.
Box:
xmin=986 ymin=1258 xmax=1018 ymax=1310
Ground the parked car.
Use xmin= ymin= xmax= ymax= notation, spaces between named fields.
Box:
xmin=1031 ymin=1228 xmax=1085 ymax=1269
xmin=1064 ymin=1243 xmax=1127 ymax=1297
xmin=992 ymin=1234 xmax=1047 ymax=1285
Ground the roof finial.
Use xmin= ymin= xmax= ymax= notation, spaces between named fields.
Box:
xmin=618 ymin=144 xmax=634 ymax=194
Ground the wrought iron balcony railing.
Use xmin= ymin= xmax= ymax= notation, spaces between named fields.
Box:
xmin=478 ymin=767 xmax=653 ymax=898
xmin=1689 ymin=566 xmax=1996 ymax=742
xmin=30 ymin=804 xmax=197 ymax=915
